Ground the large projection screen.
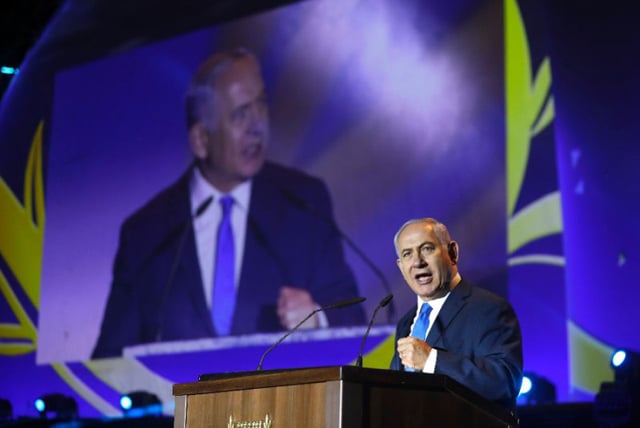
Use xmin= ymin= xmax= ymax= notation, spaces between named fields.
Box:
xmin=37 ymin=0 xmax=505 ymax=370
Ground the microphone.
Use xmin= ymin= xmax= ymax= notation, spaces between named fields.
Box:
xmin=281 ymin=189 xmax=396 ymax=323
xmin=194 ymin=196 xmax=215 ymax=216
xmin=355 ymin=293 xmax=393 ymax=368
xmin=137 ymin=195 xmax=214 ymax=270
xmin=256 ymin=296 xmax=366 ymax=370
xmin=155 ymin=195 xmax=213 ymax=341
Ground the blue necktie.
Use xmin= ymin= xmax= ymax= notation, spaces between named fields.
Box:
xmin=411 ymin=302 xmax=433 ymax=340
xmin=212 ymin=195 xmax=235 ymax=336
xmin=405 ymin=303 xmax=432 ymax=372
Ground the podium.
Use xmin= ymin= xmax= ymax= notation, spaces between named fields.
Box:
xmin=173 ymin=366 xmax=518 ymax=427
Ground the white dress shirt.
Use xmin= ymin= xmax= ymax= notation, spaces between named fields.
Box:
xmin=410 ymin=292 xmax=451 ymax=373
xmin=189 ymin=167 xmax=251 ymax=309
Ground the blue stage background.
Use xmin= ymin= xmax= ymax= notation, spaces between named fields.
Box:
xmin=1 ymin=0 xmax=638 ymax=419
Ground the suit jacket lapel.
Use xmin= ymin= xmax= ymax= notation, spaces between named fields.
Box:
xmin=427 ymin=278 xmax=471 ymax=347
xmin=174 ymin=169 xmax=215 ymax=336
xmin=182 ymin=226 xmax=215 ymax=336
xmin=399 ymin=306 xmax=416 ymax=338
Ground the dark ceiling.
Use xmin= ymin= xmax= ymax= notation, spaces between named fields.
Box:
xmin=1 ymin=0 xmax=62 ymax=68
xmin=1 ymin=0 xmax=63 ymax=97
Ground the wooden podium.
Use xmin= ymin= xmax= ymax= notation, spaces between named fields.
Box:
xmin=173 ymin=366 xmax=518 ymax=427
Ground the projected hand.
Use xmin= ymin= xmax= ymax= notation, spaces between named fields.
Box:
xmin=277 ymin=286 xmax=319 ymax=330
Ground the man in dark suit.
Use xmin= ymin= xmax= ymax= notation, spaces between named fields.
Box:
xmin=92 ymin=48 xmax=364 ymax=359
xmin=390 ymin=218 xmax=522 ymax=410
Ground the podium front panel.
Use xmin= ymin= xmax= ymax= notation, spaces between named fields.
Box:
xmin=181 ymin=380 xmax=343 ymax=427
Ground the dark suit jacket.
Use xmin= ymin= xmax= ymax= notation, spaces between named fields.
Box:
xmin=92 ymin=162 xmax=365 ymax=358
xmin=390 ymin=278 xmax=523 ymax=410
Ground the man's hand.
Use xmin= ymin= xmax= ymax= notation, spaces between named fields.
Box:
xmin=397 ymin=336 xmax=432 ymax=371
xmin=277 ymin=286 xmax=319 ymax=330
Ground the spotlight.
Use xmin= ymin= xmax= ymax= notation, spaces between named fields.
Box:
xmin=595 ymin=348 xmax=640 ymax=426
xmin=0 ymin=398 xmax=12 ymax=421
xmin=1 ymin=66 xmax=19 ymax=75
xmin=517 ymin=372 xmax=556 ymax=405
xmin=33 ymin=393 xmax=78 ymax=420
xmin=612 ymin=350 xmax=627 ymax=368
xmin=611 ymin=348 xmax=640 ymax=390
xmin=519 ymin=376 xmax=533 ymax=395
xmin=120 ymin=391 xmax=162 ymax=417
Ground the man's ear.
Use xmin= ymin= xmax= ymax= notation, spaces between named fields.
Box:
xmin=447 ymin=241 xmax=459 ymax=264
xmin=188 ymin=123 xmax=209 ymax=160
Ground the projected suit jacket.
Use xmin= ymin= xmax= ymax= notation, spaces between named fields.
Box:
xmin=390 ymin=278 xmax=523 ymax=410
xmin=92 ymin=162 xmax=365 ymax=358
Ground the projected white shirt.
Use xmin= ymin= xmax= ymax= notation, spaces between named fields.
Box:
xmin=189 ymin=167 xmax=251 ymax=309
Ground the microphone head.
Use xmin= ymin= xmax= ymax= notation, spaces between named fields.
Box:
xmin=195 ymin=195 xmax=214 ymax=217
xmin=380 ymin=294 xmax=393 ymax=308
xmin=325 ymin=296 xmax=366 ymax=310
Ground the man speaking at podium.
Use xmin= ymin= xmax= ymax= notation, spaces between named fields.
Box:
xmin=390 ymin=218 xmax=523 ymax=410
xmin=92 ymin=48 xmax=364 ymax=359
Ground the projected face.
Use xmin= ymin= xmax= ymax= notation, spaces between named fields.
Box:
xmin=192 ymin=56 xmax=269 ymax=192
xmin=395 ymin=221 xmax=457 ymax=301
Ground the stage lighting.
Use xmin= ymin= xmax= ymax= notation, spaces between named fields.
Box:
xmin=120 ymin=391 xmax=162 ymax=417
xmin=1 ymin=66 xmax=19 ymax=75
xmin=517 ymin=372 xmax=556 ymax=405
xmin=0 ymin=398 xmax=12 ymax=421
xmin=611 ymin=349 xmax=640 ymax=390
xmin=595 ymin=381 xmax=633 ymax=427
xmin=595 ymin=348 xmax=640 ymax=426
xmin=33 ymin=393 xmax=78 ymax=420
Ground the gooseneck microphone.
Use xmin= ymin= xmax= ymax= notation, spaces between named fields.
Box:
xmin=281 ymin=189 xmax=396 ymax=323
xmin=256 ymin=296 xmax=366 ymax=370
xmin=155 ymin=195 xmax=214 ymax=342
xmin=355 ymin=294 xmax=393 ymax=368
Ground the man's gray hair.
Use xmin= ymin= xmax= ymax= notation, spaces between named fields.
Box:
xmin=185 ymin=47 xmax=257 ymax=132
xmin=393 ymin=218 xmax=452 ymax=256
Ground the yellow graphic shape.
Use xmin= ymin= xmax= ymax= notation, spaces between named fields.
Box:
xmin=0 ymin=122 xmax=45 ymax=355
xmin=53 ymin=362 xmax=120 ymax=416
xmin=508 ymin=254 xmax=564 ymax=267
xmin=568 ymin=321 xmax=614 ymax=394
xmin=85 ymin=358 xmax=175 ymax=415
xmin=508 ymin=191 xmax=563 ymax=254
xmin=0 ymin=270 xmax=37 ymax=354
xmin=505 ymin=0 xmax=554 ymax=218
xmin=354 ymin=333 xmax=396 ymax=369
xmin=506 ymin=0 xmax=615 ymax=397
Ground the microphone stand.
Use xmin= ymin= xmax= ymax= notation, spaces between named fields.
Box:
xmin=356 ymin=294 xmax=393 ymax=368
xmin=281 ymin=189 xmax=396 ymax=323
xmin=155 ymin=195 xmax=213 ymax=342
xmin=257 ymin=296 xmax=366 ymax=370
xmin=257 ymin=308 xmax=320 ymax=371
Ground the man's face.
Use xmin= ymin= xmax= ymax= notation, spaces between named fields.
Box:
xmin=396 ymin=222 xmax=455 ymax=301
xmin=197 ymin=56 xmax=269 ymax=191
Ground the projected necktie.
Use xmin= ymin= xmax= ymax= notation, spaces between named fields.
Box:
xmin=212 ymin=195 xmax=235 ymax=336
xmin=406 ymin=302 xmax=432 ymax=372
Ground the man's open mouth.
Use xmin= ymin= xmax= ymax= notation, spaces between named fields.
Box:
xmin=415 ymin=272 xmax=433 ymax=284
xmin=242 ymin=142 xmax=263 ymax=158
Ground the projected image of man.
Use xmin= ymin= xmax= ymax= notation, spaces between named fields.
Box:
xmin=92 ymin=48 xmax=364 ymax=358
